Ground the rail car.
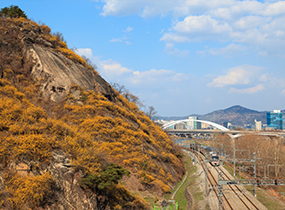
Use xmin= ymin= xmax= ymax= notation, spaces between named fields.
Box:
xmin=190 ymin=143 xmax=220 ymax=166
xmin=210 ymin=154 xmax=220 ymax=166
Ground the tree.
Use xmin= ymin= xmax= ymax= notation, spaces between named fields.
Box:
xmin=0 ymin=5 xmax=27 ymax=18
xmin=80 ymin=163 xmax=130 ymax=191
xmin=52 ymin=32 xmax=66 ymax=43
xmin=111 ymin=82 xmax=144 ymax=108
xmin=81 ymin=55 xmax=98 ymax=71
xmin=145 ymin=106 xmax=158 ymax=121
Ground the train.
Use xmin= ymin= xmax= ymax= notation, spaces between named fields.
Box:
xmin=190 ymin=143 xmax=220 ymax=166
xmin=209 ymin=151 xmax=220 ymax=166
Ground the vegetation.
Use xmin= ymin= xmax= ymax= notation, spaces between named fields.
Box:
xmin=111 ymin=82 xmax=158 ymax=120
xmin=80 ymin=164 xmax=130 ymax=191
xmin=0 ymin=5 xmax=27 ymax=18
xmin=0 ymin=8 xmax=185 ymax=209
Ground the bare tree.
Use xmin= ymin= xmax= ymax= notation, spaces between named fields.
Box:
xmin=52 ymin=32 xmax=66 ymax=43
xmin=110 ymin=82 xmax=126 ymax=94
xmin=81 ymin=55 xmax=97 ymax=70
xmin=145 ymin=106 xmax=158 ymax=120
xmin=111 ymin=82 xmax=158 ymax=120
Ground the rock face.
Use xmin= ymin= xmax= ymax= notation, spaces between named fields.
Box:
xmin=24 ymin=44 xmax=115 ymax=103
xmin=9 ymin=151 xmax=104 ymax=210
xmin=17 ymin=20 xmax=115 ymax=103
xmin=48 ymin=151 xmax=100 ymax=209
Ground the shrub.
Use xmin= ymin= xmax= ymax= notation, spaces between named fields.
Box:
xmin=4 ymin=172 xmax=54 ymax=209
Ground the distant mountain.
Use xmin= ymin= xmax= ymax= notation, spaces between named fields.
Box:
xmin=158 ymin=105 xmax=268 ymax=126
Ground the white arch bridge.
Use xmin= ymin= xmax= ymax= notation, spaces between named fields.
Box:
xmin=161 ymin=119 xmax=283 ymax=139
xmin=162 ymin=119 xmax=229 ymax=131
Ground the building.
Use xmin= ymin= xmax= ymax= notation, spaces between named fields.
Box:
xmin=187 ymin=116 xmax=198 ymax=129
xmin=254 ymin=119 xmax=262 ymax=131
xmin=174 ymin=122 xmax=186 ymax=129
xmin=197 ymin=121 xmax=202 ymax=129
xmin=222 ymin=122 xmax=232 ymax=128
xmin=267 ymin=110 xmax=285 ymax=130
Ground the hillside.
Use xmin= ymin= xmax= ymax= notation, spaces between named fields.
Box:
xmin=158 ymin=105 xmax=267 ymax=126
xmin=199 ymin=105 xmax=267 ymax=126
xmin=0 ymin=15 xmax=184 ymax=210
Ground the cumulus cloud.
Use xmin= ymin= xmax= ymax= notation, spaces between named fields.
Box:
xmin=165 ymin=43 xmax=189 ymax=57
xmin=229 ymin=84 xmax=265 ymax=94
xmin=161 ymin=15 xmax=231 ymax=42
xmin=97 ymin=0 xmax=285 ymax=55
xmin=76 ymin=48 xmax=188 ymax=87
xmin=232 ymin=16 xmax=272 ymax=30
xmin=100 ymin=59 xmax=133 ymax=79
xmin=208 ymin=65 xmax=264 ymax=87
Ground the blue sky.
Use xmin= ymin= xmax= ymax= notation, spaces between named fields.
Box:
xmin=2 ymin=0 xmax=285 ymax=116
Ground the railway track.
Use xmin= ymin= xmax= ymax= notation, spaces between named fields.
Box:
xmin=216 ymin=165 xmax=259 ymax=210
xmin=194 ymin=150 xmax=260 ymax=210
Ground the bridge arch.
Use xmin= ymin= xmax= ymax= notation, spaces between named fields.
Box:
xmin=162 ymin=119 xmax=229 ymax=131
xmin=161 ymin=119 xmax=238 ymax=138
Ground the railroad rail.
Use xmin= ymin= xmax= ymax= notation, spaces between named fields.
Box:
xmin=194 ymin=150 xmax=260 ymax=210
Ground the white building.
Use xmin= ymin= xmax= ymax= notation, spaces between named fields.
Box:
xmin=254 ymin=119 xmax=262 ymax=131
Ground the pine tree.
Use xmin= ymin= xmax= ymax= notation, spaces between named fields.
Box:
xmin=0 ymin=5 xmax=27 ymax=18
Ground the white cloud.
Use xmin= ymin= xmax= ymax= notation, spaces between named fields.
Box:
xmin=282 ymin=89 xmax=285 ymax=95
xmin=122 ymin=26 xmax=133 ymax=32
xmin=208 ymin=65 xmax=264 ymax=87
xmin=110 ymin=38 xmax=123 ymax=42
xmin=165 ymin=43 xmax=189 ymax=57
xmin=173 ymin=15 xmax=231 ymax=34
xmin=100 ymin=59 xmax=133 ymax=78
xmin=99 ymin=0 xmax=235 ymax=18
xmin=131 ymin=69 xmax=187 ymax=85
xmin=198 ymin=43 xmax=247 ymax=56
xmin=98 ymin=0 xmax=285 ymax=55
xmin=76 ymin=48 xmax=188 ymax=87
xmin=110 ymin=37 xmax=132 ymax=45
xmin=160 ymin=33 xmax=190 ymax=43
xmin=75 ymin=48 xmax=93 ymax=58
xmin=229 ymin=84 xmax=265 ymax=94
xmin=161 ymin=15 xmax=231 ymax=42
xmin=232 ymin=16 xmax=272 ymax=30
xmin=261 ymin=1 xmax=285 ymax=16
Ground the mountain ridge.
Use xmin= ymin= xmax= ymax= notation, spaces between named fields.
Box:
xmin=158 ymin=105 xmax=272 ymax=126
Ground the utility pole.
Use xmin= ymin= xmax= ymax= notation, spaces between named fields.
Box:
xmin=205 ymin=153 xmax=208 ymax=196
xmin=234 ymin=144 xmax=236 ymax=177
xmin=218 ymin=171 xmax=223 ymax=210
xmin=253 ymin=152 xmax=257 ymax=197
xmin=221 ymin=143 xmax=223 ymax=166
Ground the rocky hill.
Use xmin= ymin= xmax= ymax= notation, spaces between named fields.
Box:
xmin=0 ymin=16 xmax=184 ymax=209
xmin=158 ymin=105 xmax=268 ymax=126
xmin=199 ymin=105 xmax=267 ymax=126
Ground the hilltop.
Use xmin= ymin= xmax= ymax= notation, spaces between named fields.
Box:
xmin=0 ymin=13 xmax=184 ymax=210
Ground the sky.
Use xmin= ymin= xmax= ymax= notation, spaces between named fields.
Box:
xmin=2 ymin=0 xmax=285 ymax=116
